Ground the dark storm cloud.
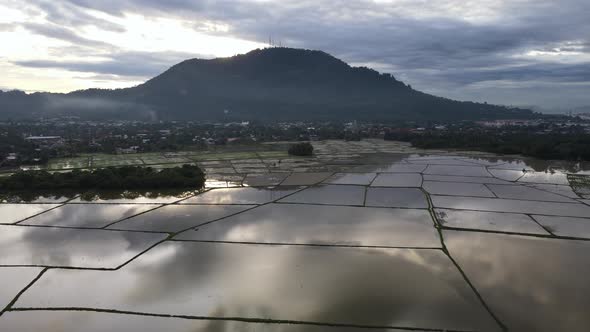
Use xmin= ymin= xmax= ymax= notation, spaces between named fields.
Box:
xmin=11 ymin=0 xmax=590 ymax=108
xmin=13 ymin=51 xmax=209 ymax=78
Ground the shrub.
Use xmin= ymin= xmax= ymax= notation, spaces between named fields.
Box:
xmin=288 ymin=142 xmax=314 ymax=156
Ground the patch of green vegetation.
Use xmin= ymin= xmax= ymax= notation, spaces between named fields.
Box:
xmin=139 ymin=156 xmax=173 ymax=164
xmin=162 ymin=157 xmax=193 ymax=163
xmin=91 ymin=158 xmax=144 ymax=167
xmin=0 ymin=165 xmax=205 ymax=191
xmin=257 ymin=151 xmax=290 ymax=158
xmin=192 ymin=151 xmax=259 ymax=161
xmin=47 ymin=157 xmax=91 ymax=170
xmin=568 ymin=174 xmax=590 ymax=197
xmin=288 ymin=142 xmax=314 ymax=156
xmin=41 ymin=148 xmax=290 ymax=170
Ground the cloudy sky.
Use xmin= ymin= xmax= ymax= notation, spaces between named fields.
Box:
xmin=1 ymin=0 xmax=589 ymax=110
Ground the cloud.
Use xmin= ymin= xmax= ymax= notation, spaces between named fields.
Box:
xmin=13 ymin=50 xmax=210 ymax=78
xmin=423 ymin=62 xmax=590 ymax=87
xmin=22 ymin=22 xmax=114 ymax=48
xmin=56 ymin=1 xmax=590 ymax=72
xmin=33 ymin=0 xmax=125 ymax=32
xmin=0 ymin=23 xmax=15 ymax=32
xmin=3 ymin=0 xmax=590 ymax=108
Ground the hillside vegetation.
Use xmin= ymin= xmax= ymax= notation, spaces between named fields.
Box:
xmin=0 ymin=48 xmax=534 ymax=121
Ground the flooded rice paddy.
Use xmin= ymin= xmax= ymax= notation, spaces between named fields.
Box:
xmin=1 ymin=140 xmax=589 ymax=331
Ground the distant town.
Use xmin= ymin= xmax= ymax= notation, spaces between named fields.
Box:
xmin=1 ymin=112 xmax=590 ymax=170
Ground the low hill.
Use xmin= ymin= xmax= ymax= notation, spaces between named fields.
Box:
xmin=0 ymin=48 xmax=535 ymax=121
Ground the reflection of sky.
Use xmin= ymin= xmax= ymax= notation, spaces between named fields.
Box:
xmin=2 ymin=151 xmax=589 ymax=331
xmin=0 ymin=309 xmax=480 ymax=331
xmin=16 ymin=241 xmax=500 ymax=331
xmin=176 ymin=204 xmax=440 ymax=248
xmin=0 ymin=225 xmax=165 ymax=268
xmin=445 ymin=231 xmax=590 ymax=331
xmin=432 ymin=195 xmax=590 ymax=218
xmin=0 ymin=204 xmax=60 ymax=224
xmin=487 ymin=184 xmax=575 ymax=202
xmin=182 ymin=187 xmax=300 ymax=204
xmin=361 ymin=154 xmax=590 ymax=174
xmin=21 ymin=204 xmax=158 ymax=228
xmin=0 ymin=267 xmax=43 ymax=309
xmin=279 ymin=185 xmax=366 ymax=205
xmin=109 ymin=204 xmax=254 ymax=232
xmin=435 ymin=209 xmax=548 ymax=234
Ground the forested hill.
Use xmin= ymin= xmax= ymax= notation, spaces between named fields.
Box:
xmin=0 ymin=48 xmax=535 ymax=121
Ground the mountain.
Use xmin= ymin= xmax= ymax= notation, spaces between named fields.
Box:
xmin=0 ymin=48 xmax=535 ymax=121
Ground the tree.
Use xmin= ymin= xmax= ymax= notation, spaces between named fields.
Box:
xmin=288 ymin=142 xmax=314 ymax=156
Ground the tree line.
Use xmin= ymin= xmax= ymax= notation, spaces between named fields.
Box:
xmin=0 ymin=164 xmax=206 ymax=191
xmin=384 ymin=131 xmax=590 ymax=161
